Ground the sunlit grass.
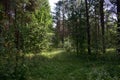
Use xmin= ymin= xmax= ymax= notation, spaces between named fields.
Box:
xmin=26 ymin=49 xmax=120 ymax=80
xmin=25 ymin=49 xmax=65 ymax=59
xmin=106 ymin=48 xmax=115 ymax=52
xmin=41 ymin=49 xmax=64 ymax=58
xmin=26 ymin=48 xmax=116 ymax=59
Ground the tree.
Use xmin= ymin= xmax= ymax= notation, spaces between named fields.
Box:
xmin=117 ymin=0 xmax=120 ymax=54
xmin=0 ymin=0 xmax=53 ymax=79
xmin=100 ymin=0 xmax=106 ymax=53
xmin=85 ymin=0 xmax=91 ymax=55
xmin=54 ymin=1 xmax=62 ymax=47
xmin=62 ymin=0 xmax=65 ymax=47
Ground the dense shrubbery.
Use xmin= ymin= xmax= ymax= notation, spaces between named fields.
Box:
xmin=0 ymin=0 xmax=52 ymax=79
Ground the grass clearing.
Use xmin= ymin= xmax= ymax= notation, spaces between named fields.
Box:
xmin=25 ymin=49 xmax=120 ymax=80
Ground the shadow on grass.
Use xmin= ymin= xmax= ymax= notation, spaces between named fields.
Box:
xmin=25 ymin=49 xmax=120 ymax=80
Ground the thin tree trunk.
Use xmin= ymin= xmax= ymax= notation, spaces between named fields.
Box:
xmin=14 ymin=7 xmax=19 ymax=79
xmin=85 ymin=0 xmax=91 ymax=55
xmin=117 ymin=0 xmax=120 ymax=54
xmin=100 ymin=0 xmax=105 ymax=53
xmin=76 ymin=19 xmax=79 ymax=55
xmin=94 ymin=7 xmax=98 ymax=54
xmin=62 ymin=0 xmax=65 ymax=48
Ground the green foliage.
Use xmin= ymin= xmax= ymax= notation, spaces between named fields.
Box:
xmin=0 ymin=0 xmax=119 ymax=80
xmin=54 ymin=0 xmax=117 ymax=54
xmin=0 ymin=0 xmax=53 ymax=79
xmin=25 ymin=49 xmax=120 ymax=80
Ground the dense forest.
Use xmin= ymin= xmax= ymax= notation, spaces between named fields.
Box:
xmin=0 ymin=0 xmax=120 ymax=80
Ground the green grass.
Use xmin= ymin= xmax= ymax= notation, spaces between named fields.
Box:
xmin=25 ymin=49 xmax=120 ymax=80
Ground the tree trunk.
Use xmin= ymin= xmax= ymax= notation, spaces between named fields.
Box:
xmin=117 ymin=0 xmax=120 ymax=54
xmin=85 ymin=0 xmax=91 ymax=55
xmin=62 ymin=0 xmax=65 ymax=48
xmin=94 ymin=6 xmax=98 ymax=54
xmin=100 ymin=0 xmax=105 ymax=54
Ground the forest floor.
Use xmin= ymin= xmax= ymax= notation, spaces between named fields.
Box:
xmin=26 ymin=49 xmax=120 ymax=80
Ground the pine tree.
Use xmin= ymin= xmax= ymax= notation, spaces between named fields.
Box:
xmin=85 ymin=0 xmax=91 ymax=54
xmin=117 ymin=0 xmax=120 ymax=54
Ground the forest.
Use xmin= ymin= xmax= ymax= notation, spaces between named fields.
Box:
xmin=0 ymin=0 xmax=120 ymax=80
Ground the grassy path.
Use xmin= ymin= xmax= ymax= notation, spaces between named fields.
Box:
xmin=26 ymin=49 xmax=120 ymax=80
